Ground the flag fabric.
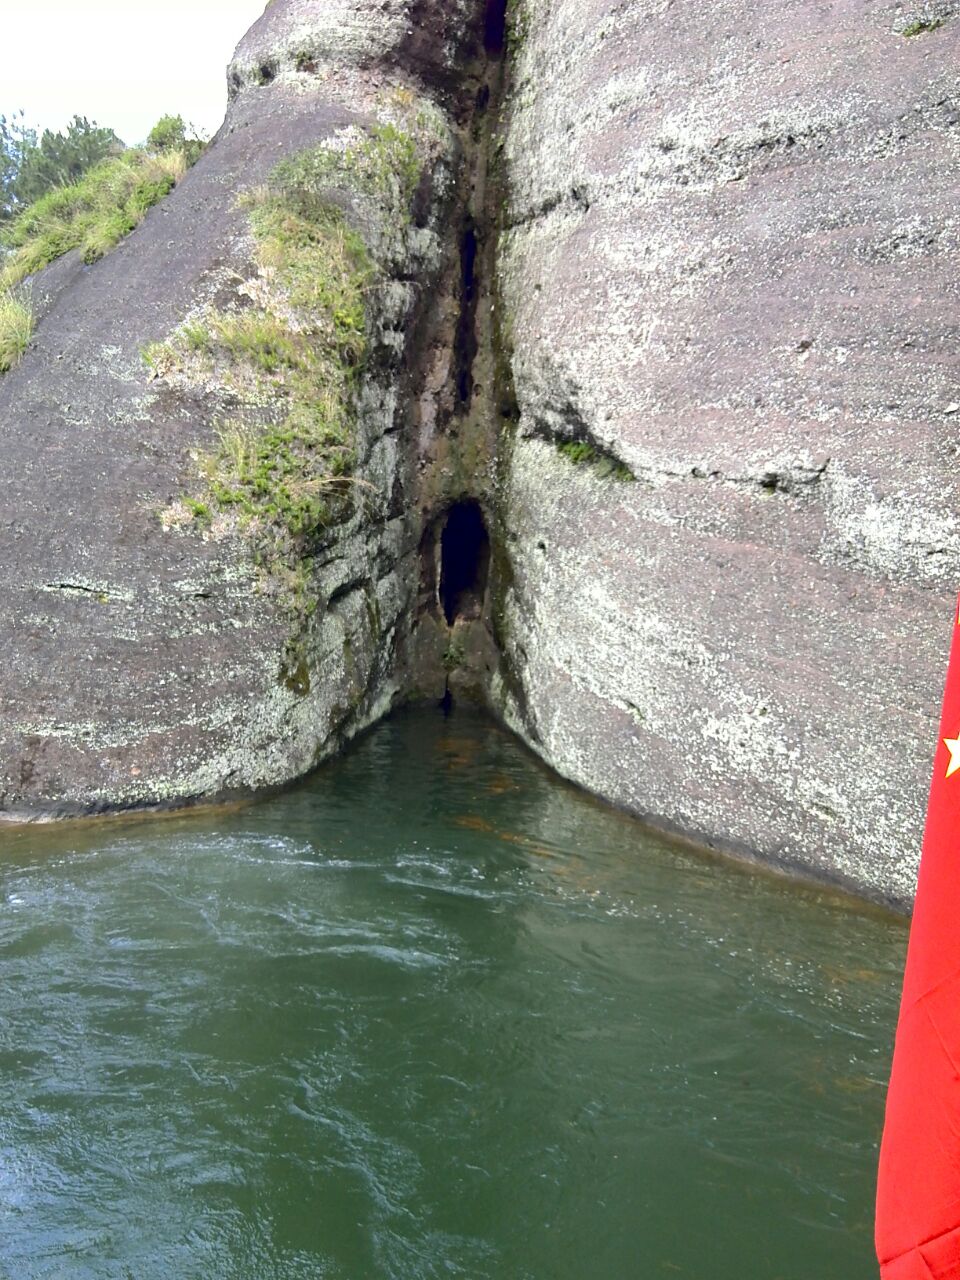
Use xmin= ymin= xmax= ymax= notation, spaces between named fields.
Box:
xmin=876 ymin=597 xmax=960 ymax=1279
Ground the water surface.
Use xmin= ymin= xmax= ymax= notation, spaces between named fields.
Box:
xmin=0 ymin=709 xmax=905 ymax=1278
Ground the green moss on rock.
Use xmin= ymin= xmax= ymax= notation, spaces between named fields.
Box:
xmin=280 ymin=657 xmax=311 ymax=697
xmin=900 ymin=15 xmax=946 ymax=34
xmin=556 ymin=439 xmax=635 ymax=482
xmin=271 ymin=123 xmax=421 ymax=221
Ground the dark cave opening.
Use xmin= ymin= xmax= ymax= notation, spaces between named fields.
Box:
xmin=440 ymin=502 xmax=490 ymax=625
xmin=455 ymin=219 xmax=479 ymax=405
xmin=484 ymin=0 xmax=509 ymax=54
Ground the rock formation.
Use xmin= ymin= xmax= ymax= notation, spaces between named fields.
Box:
xmin=1 ymin=0 xmax=957 ymax=907
xmin=489 ymin=0 xmax=960 ymax=906
xmin=0 ymin=0 xmax=487 ymax=818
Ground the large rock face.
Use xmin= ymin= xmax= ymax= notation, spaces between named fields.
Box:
xmin=0 ymin=0 xmax=482 ymax=818
xmin=491 ymin=0 xmax=960 ymax=904
xmin=1 ymin=0 xmax=954 ymax=906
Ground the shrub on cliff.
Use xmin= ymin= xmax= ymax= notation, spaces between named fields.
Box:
xmin=149 ymin=119 xmax=432 ymax=610
xmin=147 ymin=114 xmax=205 ymax=166
xmin=12 ymin=116 xmax=124 ymax=213
xmin=149 ymin=185 xmax=374 ymax=546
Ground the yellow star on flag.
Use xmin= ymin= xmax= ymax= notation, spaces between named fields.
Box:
xmin=945 ymin=733 xmax=960 ymax=779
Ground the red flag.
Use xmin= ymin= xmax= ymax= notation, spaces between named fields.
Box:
xmin=876 ymin=597 xmax=960 ymax=1278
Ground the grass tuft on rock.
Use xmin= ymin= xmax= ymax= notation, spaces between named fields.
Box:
xmin=0 ymin=126 xmax=198 ymax=294
xmin=196 ymin=188 xmax=373 ymax=543
xmin=156 ymin=180 xmax=375 ymax=551
xmin=154 ymin=120 xmax=430 ymax=612
xmin=0 ymin=121 xmax=200 ymax=374
xmin=0 ymin=287 xmax=33 ymax=373
xmin=245 ymin=195 xmax=370 ymax=355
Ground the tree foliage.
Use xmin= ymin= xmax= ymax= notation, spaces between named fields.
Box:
xmin=0 ymin=112 xmax=37 ymax=222
xmin=1 ymin=115 xmax=123 ymax=224
xmin=147 ymin=114 xmax=187 ymax=153
xmin=15 ymin=117 xmax=123 ymax=209
xmin=1 ymin=112 xmax=206 ymax=230
xmin=147 ymin=114 xmax=204 ymax=165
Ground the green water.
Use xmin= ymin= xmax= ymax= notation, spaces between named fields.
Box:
xmin=0 ymin=710 xmax=904 ymax=1279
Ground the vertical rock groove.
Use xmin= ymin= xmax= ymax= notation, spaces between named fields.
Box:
xmin=407 ymin=0 xmax=513 ymax=706
xmin=455 ymin=219 xmax=479 ymax=406
xmin=484 ymin=0 xmax=509 ymax=54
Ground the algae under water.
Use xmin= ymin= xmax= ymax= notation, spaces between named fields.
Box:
xmin=0 ymin=709 xmax=904 ymax=1278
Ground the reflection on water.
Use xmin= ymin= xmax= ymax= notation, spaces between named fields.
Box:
xmin=0 ymin=709 xmax=904 ymax=1279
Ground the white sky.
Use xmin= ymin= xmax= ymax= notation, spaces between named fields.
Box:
xmin=1 ymin=0 xmax=269 ymax=145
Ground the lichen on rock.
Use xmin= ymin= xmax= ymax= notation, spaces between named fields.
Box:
xmin=487 ymin=0 xmax=960 ymax=906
